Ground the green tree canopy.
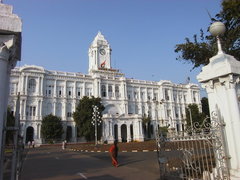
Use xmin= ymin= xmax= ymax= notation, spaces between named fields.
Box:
xmin=73 ymin=96 xmax=105 ymax=141
xmin=175 ymin=0 xmax=240 ymax=69
xmin=41 ymin=114 xmax=63 ymax=141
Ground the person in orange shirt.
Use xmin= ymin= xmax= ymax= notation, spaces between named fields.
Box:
xmin=109 ymin=140 xmax=119 ymax=167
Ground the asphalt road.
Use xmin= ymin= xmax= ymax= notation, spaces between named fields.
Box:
xmin=20 ymin=147 xmax=160 ymax=180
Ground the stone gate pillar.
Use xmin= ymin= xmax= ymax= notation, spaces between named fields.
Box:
xmin=197 ymin=22 xmax=240 ymax=179
xmin=0 ymin=3 xmax=22 ymax=179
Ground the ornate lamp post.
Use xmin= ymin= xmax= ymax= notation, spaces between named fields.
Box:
xmin=91 ymin=105 xmax=101 ymax=146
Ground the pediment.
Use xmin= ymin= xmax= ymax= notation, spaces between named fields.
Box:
xmin=20 ymin=65 xmax=45 ymax=73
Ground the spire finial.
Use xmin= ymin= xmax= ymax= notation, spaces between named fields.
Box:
xmin=209 ymin=22 xmax=226 ymax=55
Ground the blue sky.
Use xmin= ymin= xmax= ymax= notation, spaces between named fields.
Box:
xmin=5 ymin=0 xmax=222 ymax=97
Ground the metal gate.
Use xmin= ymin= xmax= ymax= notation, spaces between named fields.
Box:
xmin=156 ymin=112 xmax=230 ymax=180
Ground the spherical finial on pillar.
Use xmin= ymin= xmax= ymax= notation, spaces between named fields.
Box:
xmin=209 ymin=22 xmax=226 ymax=55
xmin=209 ymin=21 xmax=226 ymax=36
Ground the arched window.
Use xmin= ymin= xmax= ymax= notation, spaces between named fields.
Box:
xmin=101 ymin=85 xmax=106 ymax=97
xmin=115 ymin=85 xmax=120 ymax=98
xmin=28 ymin=79 xmax=36 ymax=93
xmin=108 ymin=85 xmax=113 ymax=98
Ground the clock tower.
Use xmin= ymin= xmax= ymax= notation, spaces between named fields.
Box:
xmin=88 ymin=32 xmax=111 ymax=74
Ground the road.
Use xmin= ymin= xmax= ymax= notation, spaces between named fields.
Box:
xmin=20 ymin=147 xmax=160 ymax=180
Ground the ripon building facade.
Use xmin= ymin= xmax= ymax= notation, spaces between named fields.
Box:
xmin=8 ymin=32 xmax=201 ymax=144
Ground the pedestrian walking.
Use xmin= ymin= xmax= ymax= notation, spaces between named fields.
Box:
xmin=109 ymin=140 xmax=119 ymax=167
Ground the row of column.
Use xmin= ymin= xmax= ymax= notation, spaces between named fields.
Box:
xmin=103 ymin=119 xmax=144 ymax=143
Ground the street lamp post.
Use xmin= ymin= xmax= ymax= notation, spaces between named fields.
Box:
xmin=187 ymin=108 xmax=193 ymax=130
xmin=92 ymin=105 xmax=101 ymax=146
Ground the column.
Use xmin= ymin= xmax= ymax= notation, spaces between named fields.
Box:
xmin=20 ymin=99 xmax=23 ymax=119
xmin=74 ymin=81 xmax=76 ymax=98
xmin=106 ymin=83 xmax=108 ymax=98
xmin=108 ymin=120 xmax=114 ymax=144
xmin=83 ymin=82 xmax=86 ymax=96
xmin=37 ymin=76 xmax=40 ymax=95
xmin=25 ymin=75 xmax=28 ymax=96
xmin=39 ymin=100 xmax=43 ymax=119
xmin=72 ymin=125 xmax=77 ymax=142
xmin=53 ymin=101 xmax=56 ymax=116
xmin=98 ymin=80 xmax=101 ymax=97
xmin=65 ymin=81 xmax=67 ymax=97
xmin=23 ymin=99 xmax=27 ymax=119
xmin=41 ymin=77 xmax=44 ymax=96
xmin=118 ymin=124 xmax=121 ymax=142
xmin=63 ymin=100 xmax=67 ymax=120
xmin=127 ymin=124 xmax=131 ymax=142
xmin=54 ymin=80 xmax=57 ymax=97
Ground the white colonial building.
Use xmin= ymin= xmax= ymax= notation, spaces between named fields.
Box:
xmin=8 ymin=32 xmax=201 ymax=144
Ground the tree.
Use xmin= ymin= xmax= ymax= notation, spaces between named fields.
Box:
xmin=201 ymin=97 xmax=210 ymax=117
xmin=185 ymin=104 xmax=205 ymax=129
xmin=73 ymin=96 xmax=105 ymax=141
xmin=5 ymin=107 xmax=15 ymax=144
xmin=175 ymin=0 xmax=240 ymax=69
xmin=41 ymin=114 xmax=63 ymax=142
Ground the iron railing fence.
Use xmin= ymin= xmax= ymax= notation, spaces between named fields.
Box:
xmin=156 ymin=112 xmax=230 ymax=180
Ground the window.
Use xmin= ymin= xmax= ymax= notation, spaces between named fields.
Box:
xmin=147 ymin=95 xmax=151 ymax=101
xmin=67 ymin=112 xmax=72 ymax=117
xmin=67 ymin=87 xmax=73 ymax=97
xmin=46 ymin=85 xmax=54 ymax=97
xmin=10 ymin=83 xmax=18 ymax=95
xmin=183 ymin=94 xmax=187 ymax=102
xmin=108 ymin=85 xmax=113 ymax=98
xmin=86 ymin=88 xmax=92 ymax=96
xmin=101 ymin=85 xmax=106 ymax=97
xmin=167 ymin=109 xmax=171 ymax=117
xmin=193 ymin=91 xmax=197 ymax=102
xmin=28 ymin=79 xmax=36 ymax=93
xmin=141 ymin=92 xmax=145 ymax=101
xmin=77 ymin=87 xmax=81 ymax=97
xmin=115 ymin=85 xmax=120 ymax=98
xmin=67 ymin=103 xmax=72 ymax=117
xmin=27 ymin=106 xmax=36 ymax=117
xmin=153 ymin=93 xmax=158 ymax=101
xmin=134 ymin=91 xmax=139 ymax=100
xmin=57 ymin=86 xmax=64 ymax=97
xmin=165 ymin=89 xmax=169 ymax=101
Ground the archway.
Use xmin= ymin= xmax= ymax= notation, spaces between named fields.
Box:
xmin=121 ymin=124 xmax=127 ymax=142
xmin=114 ymin=124 xmax=118 ymax=141
xmin=66 ymin=126 xmax=72 ymax=142
xmin=26 ymin=126 xmax=34 ymax=143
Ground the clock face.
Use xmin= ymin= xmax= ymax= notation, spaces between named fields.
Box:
xmin=99 ymin=49 xmax=106 ymax=55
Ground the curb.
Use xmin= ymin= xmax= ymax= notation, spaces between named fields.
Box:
xmin=69 ymin=148 xmax=157 ymax=153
